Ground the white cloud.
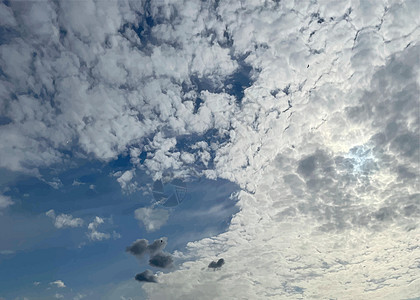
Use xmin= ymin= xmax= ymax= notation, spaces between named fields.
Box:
xmin=0 ymin=194 xmax=13 ymax=209
xmin=44 ymin=178 xmax=63 ymax=190
xmin=46 ymin=210 xmax=84 ymax=229
xmin=87 ymin=217 xmax=109 ymax=241
xmin=86 ymin=216 xmax=120 ymax=242
xmin=134 ymin=207 xmax=169 ymax=232
xmin=115 ymin=170 xmax=138 ymax=193
xmin=72 ymin=180 xmax=85 ymax=186
xmin=50 ymin=280 xmax=66 ymax=288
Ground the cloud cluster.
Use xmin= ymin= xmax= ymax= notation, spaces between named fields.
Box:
xmin=126 ymin=237 xmax=173 ymax=269
xmin=127 ymin=237 xmax=173 ymax=285
xmin=0 ymin=0 xmax=240 ymax=182
xmin=45 ymin=210 xmax=120 ymax=243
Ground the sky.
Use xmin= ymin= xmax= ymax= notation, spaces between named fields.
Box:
xmin=0 ymin=0 xmax=419 ymax=299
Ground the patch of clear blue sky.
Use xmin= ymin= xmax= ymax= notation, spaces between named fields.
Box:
xmin=0 ymin=153 xmax=239 ymax=299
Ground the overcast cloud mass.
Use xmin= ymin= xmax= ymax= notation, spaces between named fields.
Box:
xmin=0 ymin=0 xmax=419 ymax=299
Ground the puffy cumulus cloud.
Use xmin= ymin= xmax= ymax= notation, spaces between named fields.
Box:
xmin=86 ymin=216 xmax=120 ymax=241
xmin=50 ymin=280 xmax=66 ymax=288
xmin=134 ymin=207 xmax=169 ymax=232
xmin=46 ymin=209 xmax=84 ymax=229
xmin=135 ymin=270 xmax=158 ymax=283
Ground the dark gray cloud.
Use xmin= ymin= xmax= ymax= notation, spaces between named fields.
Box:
xmin=149 ymin=252 xmax=173 ymax=269
xmin=127 ymin=237 xmax=173 ymax=270
xmin=208 ymin=258 xmax=225 ymax=269
xmin=135 ymin=270 xmax=158 ymax=283
xmin=126 ymin=239 xmax=148 ymax=258
xmin=126 ymin=237 xmax=169 ymax=259
xmin=147 ymin=237 xmax=167 ymax=255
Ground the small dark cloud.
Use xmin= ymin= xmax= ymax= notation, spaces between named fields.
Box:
xmin=147 ymin=237 xmax=167 ymax=255
xmin=297 ymin=155 xmax=317 ymax=177
xmin=149 ymin=252 xmax=173 ymax=268
xmin=208 ymin=258 xmax=225 ymax=269
xmin=135 ymin=270 xmax=158 ymax=283
xmin=126 ymin=239 xmax=148 ymax=258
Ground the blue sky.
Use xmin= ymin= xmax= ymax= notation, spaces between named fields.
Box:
xmin=0 ymin=0 xmax=419 ymax=299
xmin=0 ymin=155 xmax=239 ymax=299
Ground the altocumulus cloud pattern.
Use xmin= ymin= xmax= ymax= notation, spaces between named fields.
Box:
xmin=0 ymin=0 xmax=419 ymax=299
